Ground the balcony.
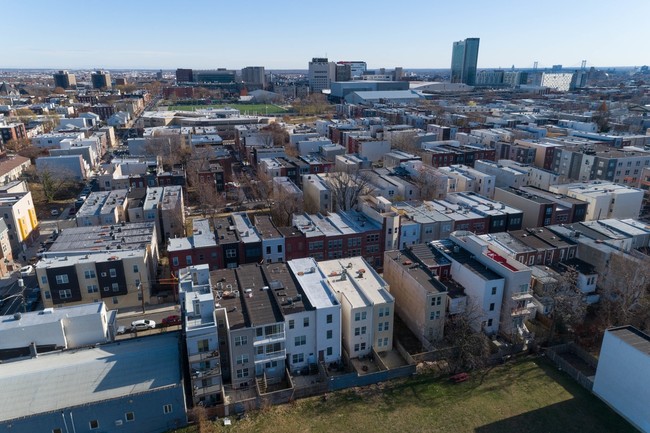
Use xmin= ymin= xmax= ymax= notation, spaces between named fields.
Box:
xmin=254 ymin=349 xmax=286 ymax=364
xmin=511 ymin=290 xmax=533 ymax=301
xmin=192 ymin=381 xmax=223 ymax=397
xmin=253 ymin=332 xmax=286 ymax=346
xmin=191 ymin=365 xmax=222 ymax=378
xmin=511 ymin=306 xmax=531 ymax=317
xmin=188 ymin=349 xmax=220 ymax=364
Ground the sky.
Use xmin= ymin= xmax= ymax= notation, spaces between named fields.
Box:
xmin=3 ymin=0 xmax=649 ymax=71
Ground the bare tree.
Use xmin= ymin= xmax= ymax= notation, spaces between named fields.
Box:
xmin=144 ymin=133 xmax=191 ymax=169
xmin=389 ymin=130 xmax=421 ymax=155
xmin=541 ymin=266 xmax=587 ymax=343
xmin=597 ymin=253 xmax=650 ymax=332
xmin=411 ymin=166 xmax=448 ymax=201
xmin=270 ymin=187 xmax=303 ymax=226
xmin=439 ymin=301 xmax=492 ymax=373
xmin=326 ymin=168 xmax=375 ymax=212
xmin=38 ymin=167 xmax=78 ymax=202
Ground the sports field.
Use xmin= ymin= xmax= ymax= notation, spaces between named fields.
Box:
xmin=168 ymin=104 xmax=287 ymax=114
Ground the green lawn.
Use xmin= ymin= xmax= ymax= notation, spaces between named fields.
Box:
xmin=170 ymin=357 xmax=634 ymax=433
xmin=168 ymin=104 xmax=287 ymax=114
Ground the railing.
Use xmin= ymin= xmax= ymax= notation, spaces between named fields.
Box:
xmin=253 ymin=332 xmax=285 ymax=346
xmin=511 ymin=290 xmax=533 ymax=301
xmin=511 ymin=307 xmax=531 ymax=316
xmin=191 ymin=365 xmax=221 ymax=378
xmin=188 ymin=350 xmax=220 ymax=363
xmin=254 ymin=350 xmax=286 ymax=363
xmin=193 ymin=382 xmax=223 ymax=397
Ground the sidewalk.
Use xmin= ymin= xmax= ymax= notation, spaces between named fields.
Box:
xmin=116 ymin=302 xmax=179 ymax=318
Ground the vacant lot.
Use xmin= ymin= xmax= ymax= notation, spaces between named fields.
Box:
xmin=171 ymin=357 xmax=633 ymax=433
xmin=168 ymin=104 xmax=287 ymax=114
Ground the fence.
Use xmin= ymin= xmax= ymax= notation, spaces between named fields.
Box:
xmin=546 ymin=343 xmax=597 ymax=391
xmin=328 ymin=364 xmax=416 ymax=391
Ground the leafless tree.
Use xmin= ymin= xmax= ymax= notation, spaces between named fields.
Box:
xmin=439 ymin=300 xmax=492 ymax=373
xmin=389 ymin=130 xmax=421 ymax=155
xmin=145 ymin=132 xmax=191 ymax=169
xmin=326 ymin=168 xmax=375 ymax=212
xmin=411 ymin=167 xmax=449 ymax=201
xmin=270 ymin=188 xmax=303 ymax=226
xmin=597 ymin=253 xmax=650 ymax=332
xmin=37 ymin=167 xmax=78 ymax=202
xmin=540 ymin=266 xmax=587 ymax=343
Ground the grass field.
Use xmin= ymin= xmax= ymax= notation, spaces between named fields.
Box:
xmin=168 ymin=104 xmax=287 ymax=114
xmin=171 ymin=357 xmax=633 ymax=433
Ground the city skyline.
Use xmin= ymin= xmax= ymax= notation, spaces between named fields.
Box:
xmin=2 ymin=0 xmax=649 ymax=70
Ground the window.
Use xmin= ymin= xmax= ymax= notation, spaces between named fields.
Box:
xmin=429 ymin=311 xmax=441 ymax=320
xmin=378 ymin=322 xmax=384 ymax=331
xmin=489 ymin=303 xmax=495 ymax=311
xmin=112 ymin=282 xmax=120 ymax=292
xmin=125 ymin=412 xmax=135 ymax=422
xmin=360 ymin=343 xmax=366 ymax=351
xmin=172 ymin=256 xmax=179 ymax=266
xmin=354 ymin=343 xmax=360 ymax=352
xmin=41 ymin=275 xmax=48 ymax=285
xmin=303 ymin=317 xmax=309 ymax=327
xmin=487 ymin=319 xmax=493 ymax=327
xmin=366 ymin=233 xmax=380 ymax=243
xmin=133 ymin=265 xmax=139 ymax=273
xmin=55 ymin=274 xmax=69 ymax=284
xmin=308 ymin=241 xmax=323 ymax=251
xmin=109 ymin=268 xmax=117 ymax=278
xmin=430 ymin=296 xmax=441 ymax=306
xmin=186 ymin=255 xmax=192 ymax=265
xmin=491 ymin=287 xmax=497 ymax=295
xmin=326 ymin=314 xmax=333 ymax=324
xmin=235 ymin=336 xmax=248 ymax=346
xmin=326 ymin=329 xmax=333 ymax=339
xmin=89 ymin=420 xmax=99 ymax=429
xmin=226 ymin=249 xmax=237 ymax=258
xmin=383 ymin=321 xmax=389 ymax=331
xmin=361 ymin=326 xmax=367 ymax=335
xmin=113 ymin=297 xmax=118 ymax=304
xmin=84 ymin=270 xmax=96 ymax=279
xmin=44 ymin=290 xmax=51 ymax=299
xmin=288 ymin=319 xmax=294 ymax=330
xmin=163 ymin=404 xmax=173 ymax=414
xmin=292 ymin=353 xmax=304 ymax=364
xmin=236 ymin=354 xmax=249 ymax=364
xmin=87 ymin=285 xmax=98 ymax=293
xmin=59 ymin=289 xmax=72 ymax=299
xmin=197 ymin=339 xmax=210 ymax=353
xmin=295 ymin=335 xmax=306 ymax=346
xmin=103 ymin=286 xmax=110 ymax=292
xmin=277 ymin=245 xmax=283 ymax=253
xmin=327 ymin=346 xmax=333 ymax=356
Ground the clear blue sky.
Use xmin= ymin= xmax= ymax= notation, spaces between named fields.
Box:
xmin=3 ymin=0 xmax=648 ymax=70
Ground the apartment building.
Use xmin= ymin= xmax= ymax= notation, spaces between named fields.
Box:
xmin=549 ymin=182 xmax=643 ymax=221
xmin=318 ymin=257 xmax=394 ymax=358
xmin=439 ymin=165 xmax=496 ymax=198
xmin=37 ymin=222 xmax=159 ymax=309
xmin=445 ymin=192 xmax=524 ymax=233
xmin=302 ymin=174 xmax=333 ymax=214
xmin=473 ymin=160 xmax=528 ymax=189
xmin=434 ymin=242 xmax=504 ymax=334
xmin=383 ymin=246 xmax=450 ymax=349
xmin=178 ymin=265 xmax=223 ymax=406
xmin=254 ymin=215 xmax=285 ymax=263
xmin=478 ymin=229 xmax=577 ymax=267
xmin=75 ymin=190 xmax=128 ymax=227
xmin=446 ymin=232 xmax=534 ymax=338
xmin=0 ymin=190 xmax=39 ymax=254
xmin=160 ymin=185 xmax=185 ymax=241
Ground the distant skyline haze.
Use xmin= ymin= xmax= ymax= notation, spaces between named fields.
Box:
xmin=3 ymin=0 xmax=648 ymax=70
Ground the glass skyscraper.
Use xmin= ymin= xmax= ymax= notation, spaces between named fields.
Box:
xmin=450 ymin=38 xmax=480 ymax=86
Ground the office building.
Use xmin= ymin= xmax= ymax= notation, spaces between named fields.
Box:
xmin=450 ymin=38 xmax=480 ymax=86
xmin=308 ymin=58 xmax=336 ymax=93
xmin=53 ymin=70 xmax=76 ymax=89
xmin=241 ymin=66 xmax=266 ymax=88
xmin=91 ymin=70 xmax=112 ymax=89
xmin=336 ymin=61 xmax=367 ymax=78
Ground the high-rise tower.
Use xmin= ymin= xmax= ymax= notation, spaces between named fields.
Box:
xmin=450 ymin=38 xmax=480 ymax=86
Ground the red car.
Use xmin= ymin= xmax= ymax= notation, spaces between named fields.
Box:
xmin=162 ymin=315 xmax=181 ymax=326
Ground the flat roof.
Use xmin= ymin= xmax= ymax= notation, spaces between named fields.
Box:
xmin=260 ymin=262 xmax=306 ymax=315
xmin=0 ymin=303 xmax=104 ymax=331
xmin=47 ymin=222 xmax=154 ymax=253
xmin=254 ymin=215 xmax=282 ymax=240
xmin=319 ymin=257 xmax=393 ymax=307
xmin=607 ymin=326 xmax=650 ymax=356
xmin=432 ymin=240 xmax=503 ymax=281
xmin=0 ymin=332 xmax=181 ymax=422
xmin=232 ymin=213 xmax=261 ymax=244
xmin=384 ymin=250 xmax=445 ymax=295
xmin=236 ymin=264 xmax=283 ymax=327
xmin=287 ymin=258 xmax=339 ymax=309
xmin=211 ymin=268 xmax=247 ymax=329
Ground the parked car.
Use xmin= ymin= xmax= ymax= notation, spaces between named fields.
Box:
xmin=131 ymin=319 xmax=156 ymax=331
xmin=162 ymin=315 xmax=181 ymax=326
xmin=20 ymin=265 xmax=34 ymax=277
xmin=116 ymin=326 xmax=127 ymax=335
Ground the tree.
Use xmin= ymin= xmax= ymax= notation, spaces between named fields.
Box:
xmin=388 ymin=130 xmax=421 ymax=155
xmin=541 ymin=266 xmax=587 ymax=343
xmin=597 ymin=253 xmax=650 ymax=332
xmin=326 ymin=168 xmax=375 ymax=212
xmin=270 ymin=187 xmax=303 ymax=226
xmin=42 ymin=113 xmax=60 ymax=133
xmin=15 ymin=108 xmax=35 ymax=126
xmin=410 ymin=166 xmax=449 ymax=201
xmin=53 ymin=86 xmax=66 ymax=95
xmin=440 ymin=301 xmax=492 ymax=373
xmin=5 ymin=137 xmax=32 ymax=153
xmin=593 ymin=100 xmax=611 ymax=133
xmin=144 ymin=133 xmax=191 ymax=169
xmin=38 ymin=168 xmax=77 ymax=202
